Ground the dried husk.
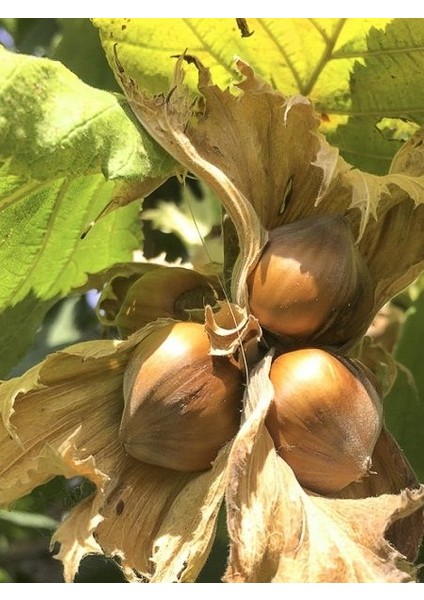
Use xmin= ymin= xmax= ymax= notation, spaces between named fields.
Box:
xmin=112 ymin=52 xmax=267 ymax=310
xmin=224 ymin=356 xmax=424 ymax=582
xmin=334 ymin=426 xmax=424 ymax=563
xmin=106 ymin=48 xmax=424 ymax=582
xmin=113 ymin=52 xmax=424 ymax=330
xmin=0 ymin=324 xmax=229 ymax=582
xmin=204 ymin=301 xmax=261 ymax=358
xmin=98 ymin=263 xmax=220 ymax=337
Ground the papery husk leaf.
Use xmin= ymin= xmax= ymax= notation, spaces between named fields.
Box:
xmin=341 ymin=173 xmax=424 ymax=310
xmin=321 ymin=127 xmax=424 ymax=311
xmin=112 ymin=51 xmax=266 ymax=308
xmin=0 ymin=338 xmax=130 ymax=581
xmin=151 ymin=444 xmax=229 ymax=583
xmin=54 ymin=453 xmax=228 ymax=583
xmin=175 ymin=60 xmax=342 ymax=232
xmin=53 ymin=494 xmax=105 ymax=583
xmin=98 ymin=263 xmax=220 ymax=337
xmin=114 ymin=49 xmax=424 ymax=321
xmin=334 ymin=426 xmax=424 ymax=563
xmin=224 ymin=355 xmax=424 ymax=583
xmin=0 ymin=325 xmax=226 ymax=582
xmin=89 ymin=443 xmax=229 ymax=582
xmin=205 ymin=301 xmax=261 ymax=357
xmin=0 ymin=338 xmax=129 ymax=505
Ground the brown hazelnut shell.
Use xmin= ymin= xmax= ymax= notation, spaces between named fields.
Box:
xmin=120 ymin=321 xmax=244 ymax=471
xmin=266 ymin=348 xmax=383 ymax=494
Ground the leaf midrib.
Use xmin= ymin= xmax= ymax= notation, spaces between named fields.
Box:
xmin=256 ymin=18 xmax=347 ymax=97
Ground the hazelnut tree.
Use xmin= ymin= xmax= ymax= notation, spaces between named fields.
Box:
xmin=1 ymin=18 xmax=424 ymax=583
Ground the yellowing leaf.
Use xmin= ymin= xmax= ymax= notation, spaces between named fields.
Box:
xmin=93 ymin=18 xmax=391 ymax=119
xmin=95 ymin=18 xmax=424 ymax=176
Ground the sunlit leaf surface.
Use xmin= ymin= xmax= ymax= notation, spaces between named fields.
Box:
xmin=95 ymin=18 xmax=424 ymax=175
xmin=0 ymin=47 xmax=175 ymax=375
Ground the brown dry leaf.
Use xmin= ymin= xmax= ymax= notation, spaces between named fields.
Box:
xmin=0 ymin=328 xmax=227 ymax=582
xmin=331 ymin=170 xmax=424 ymax=310
xmin=355 ymin=128 xmax=424 ymax=309
xmin=98 ymin=263 xmax=220 ymax=337
xmin=204 ymin=301 xmax=261 ymax=357
xmin=83 ymin=443 xmax=229 ymax=582
xmin=335 ymin=427 xmax=424 ymax=563
xmin=113 ymin=52 xmax=266 ymax=308
xmin=113 ymin=52 xmax=424 ymax=322
xmin=224 ymin=356 xmax=424 ymax=582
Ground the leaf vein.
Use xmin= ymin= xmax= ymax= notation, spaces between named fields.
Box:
xmin=332 ymin=46 xmax=424 ymax=60
xmin=181 ymin=19 xmax=235 ymax=77
xmin=24 ymin=104 xmax=118 ymax=174
xmin=255 ymin=19 xmax=304 ymax=92
xmin=302 ymin=19 xmax=347 ymax=96
xmin=16 ymin=179 xmax=70 ymax=300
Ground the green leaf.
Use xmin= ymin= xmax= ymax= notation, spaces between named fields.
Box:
xmin=52 ymin=19 xmax=120 ymax=92
xmin=0 ymin=47 xmax=174 ymax=181
xmin=0 ymin=568 xmax=12 ymax=583
xmin=93 ymin=18 xmax=390 ymax=117
xmin=0 ymin=175 xmax=140 ymax=377
xmin=0 ymin=48 xmax=176 ymax=376
xmin=331 ymin=19 xmax=424 ymax=174
xmin=385 ymin=293 xmax=424 ymax=481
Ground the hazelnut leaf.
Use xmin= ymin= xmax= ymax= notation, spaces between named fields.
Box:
xmin=93 ymin=18 xmax=391 ymax=133
xmin=0 ymin=47 xmax=176 ymax=376
xmin=330 ymin=19 xmax=424 ymax=175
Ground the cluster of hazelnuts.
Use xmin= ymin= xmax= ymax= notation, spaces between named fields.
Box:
xmin=118 ymin=215 xmax=383 ymax=495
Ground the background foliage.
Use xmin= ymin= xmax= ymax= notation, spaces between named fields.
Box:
xmin=0 ymin=17 xmax=423 ymax=582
